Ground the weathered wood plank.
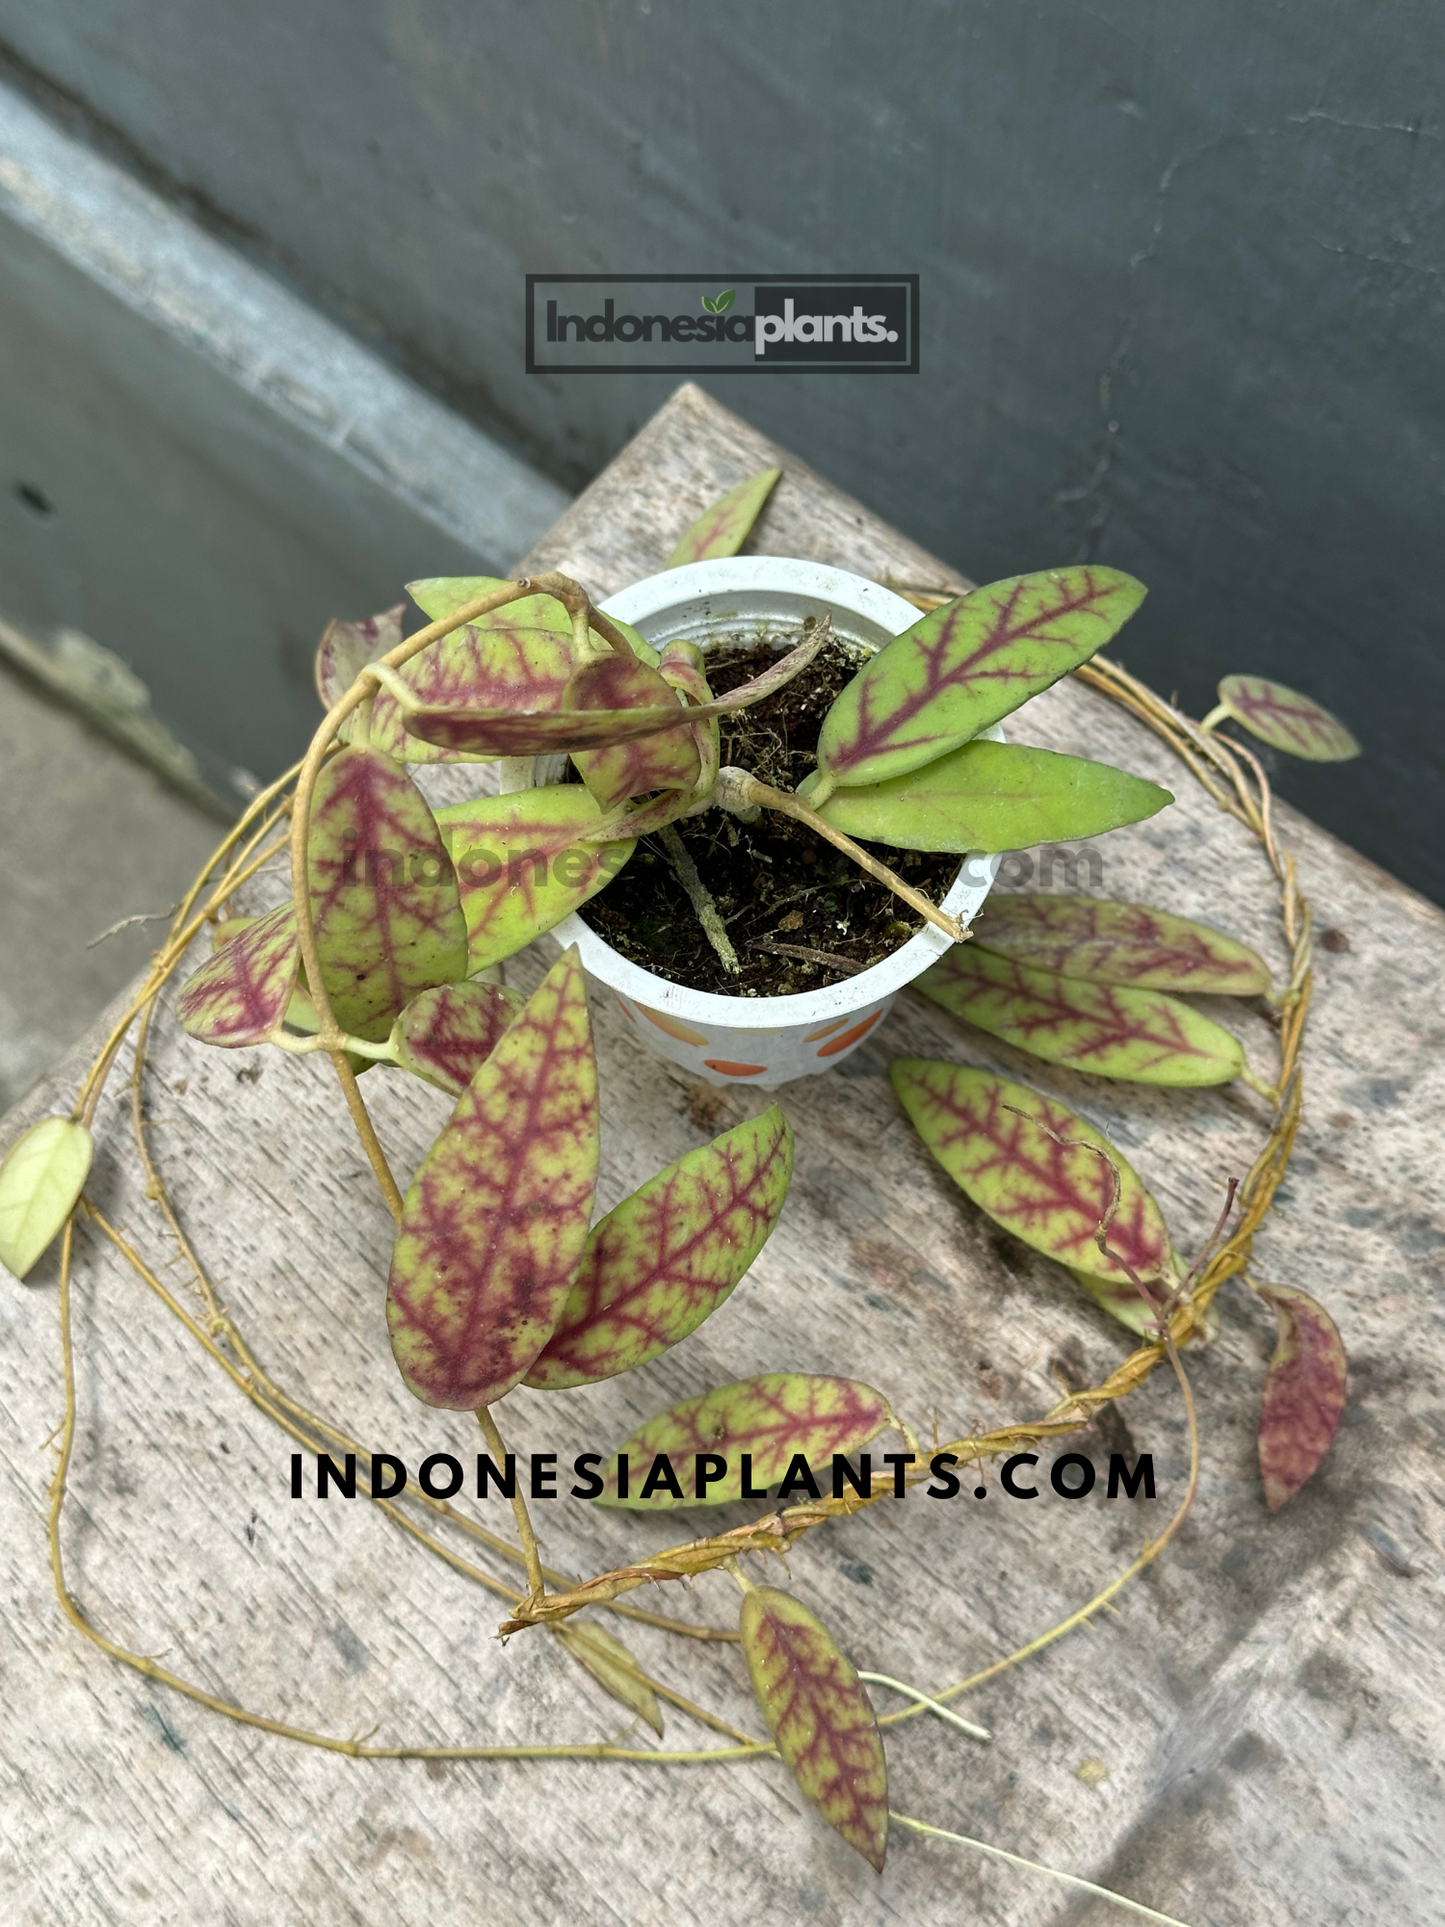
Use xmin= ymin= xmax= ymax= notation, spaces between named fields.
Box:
xmin=2 ymin=383 xmax=1441 ymax=1927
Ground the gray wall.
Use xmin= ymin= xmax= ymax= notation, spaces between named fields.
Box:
xmin=2 ymin=3 xmax=1442 ymax=895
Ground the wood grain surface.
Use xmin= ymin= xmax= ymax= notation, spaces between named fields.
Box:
xmin=3 ymin=384 xmax=1441 ymax=1926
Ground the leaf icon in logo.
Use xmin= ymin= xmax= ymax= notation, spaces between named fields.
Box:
xmin=701 ymin=289 xmax=735 ymax=314
xmin=701 ymin=295 xmax=717 ymax=314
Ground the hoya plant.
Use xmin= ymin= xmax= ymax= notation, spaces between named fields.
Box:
xmin=0 ymin=469 xmax=1357 ymax=1909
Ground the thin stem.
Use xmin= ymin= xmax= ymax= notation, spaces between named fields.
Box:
xmin=717 ymin=769 xmax=964 ymax=943
xmin=477 ymin=1406 xmax=545 ymax=1605
xmin=890 ymin=1813 xmax=1195 ymax=1927
xmin=856 ymin=1675 xmax=990 ymax=1743
xmin=333 ymin=1053 xmax=404 ymax=1220
xmin=1197 ymin=702 xmax=1231 ymax=734
xmin=658 ymin=823 xmax=739 ymax=973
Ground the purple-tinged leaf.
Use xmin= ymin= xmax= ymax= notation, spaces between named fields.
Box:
xmin=597 ymin=1374 xmax=891 ymax=1509
xmin=177 ymin=903 xmax=300 ymax=1046
xmin=526 ymin=1107 xmax=794 ymax=1389
xmin=815 ymin=567 xmax=1147 ymax=791
xmin=435 ymin=789 xmax=634 ymax=972
xmin=315 ymin=605 xmax=404 ymax=711
xmin=918 ymin=948 xmax=1245 ymax=1086
xmin=209 ymin=915 xmax=257 ymax=952
xmin=306 ymin=744 xmax=469 ymax=1040
xmin=1254 ymin=1281 xmax=1347 ymax=1510
xmin=385 ymin=948 xmax=599 ymax=1410
xmin=1215 ymin=676 xmax=1360 ymax=762
xmin=391 ymin=980 xmax=524 ymax=1094
xmin=664 ymin=468 xmax=781 ymax=568
xmin=891 ymin=1060 xmax=1171 ymax=1284
xmin=567 ymin=652 xmax=701 ymax=808
xmin=741 ymin=1586 xmax=888 ymax=1873
xmin=971 ymin=894 xmax=1271 ymax=994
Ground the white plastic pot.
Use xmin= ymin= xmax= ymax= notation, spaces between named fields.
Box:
xmin=545 ymin=557 xmax=1001 ymax=1086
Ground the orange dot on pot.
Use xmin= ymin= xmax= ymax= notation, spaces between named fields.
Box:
xmin=703 ymin=1059 xmax=768 ymax=1077
xmin=816 ymin=1009 xmax=883 ymax=1057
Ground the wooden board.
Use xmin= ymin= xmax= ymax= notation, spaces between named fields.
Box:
xmin=3 ymin=383 xmax=1441 ymax=1927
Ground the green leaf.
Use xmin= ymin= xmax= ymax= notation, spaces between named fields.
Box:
xmin=315 ymin=605 xmax=404 ymax=712
xmin=177 ymin=903 xmax=300 ymax=1046
xmin=1214 ymin=675 xmax=1360 ymax=761
xmin=890 ymin=1060 xmax=1171 ymax=1284
xmin=0 ymin=1117 xmax=93 ymax=1280
xmin=306 ymin=744 xmax=469 ymax=1040
xmin=597 ymin=1374 xmax=891 ymax=1510
xmin=799 ymin=738 xmax=1171 ymax=851
xmin=714 ymin=288 xmax=736 ymax=313
xmin=435 ymin=788 xmax=634 ymax=973
xmin=971 ymin=894 xmax=1272 ymax=994
xmin=386 ymin=948 xmax=599 ymax=1409
xmin=566 ymin=652 xmax=702 ymax=808
xmin=525 ymin=1107 xmax=794 ymax=1388
xmin=553 ymin=1620 xmax=664 ymax=1736
xmin=740 ymin=1587 xmax=888 ymax=1873
xmin=701 ymin=294 xmax=717 ymax=314
xmin=664 ymin=467 xmax=781 ymax=568
xmin=814 ymin=566 xmax=1147 ymax=792
xmin=918 ymin=947 xmax=1245 ymax=1086
xmin=390 ymin=980 xmax=524 ymax=1094
xmin=1254 ymin=1281 xmax=1347 ymax=1510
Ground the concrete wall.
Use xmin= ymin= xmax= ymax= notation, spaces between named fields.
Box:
xmin=2 ymin=4 xmax=1441 ymax=894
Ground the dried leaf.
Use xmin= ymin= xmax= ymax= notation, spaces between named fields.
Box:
xmin=891 ymin=1060 xmax=1170 ymax=1283
xmin=1254 ymin=1281 xmax=1347 ymax=1510
xmin=800 ymin=738 xmax=1171 ymax=851
xmin=553 ymin=1620 xmax=664 ymax=1736
xmin=740 ymin=1586 xmax=888 ymax=1873
xmin=435 ymin=789 xmax=634 ymax=973
xmin=177 ymin=903 xmax=300 ymax=1046
xmin=306 ymin=744 xmax=469 ymax=1040
xmin=597 ymin=1374 xmax=891 ymax=1510
xmin=526 ymin=1107 xmax=794 ymax=1388
xmin=0 ymin=1117 xmax=93 ymax=1279
xmin=815 ymin=566 xmax=1146 ymax=791
xmin=391 ymin=980 xmax=524 ymax=1094
xmin=918 ymin=948 xmax=1245 ymax=1086
xmin=315 ymin=605 xmax=403 ymax=710
xmin=1216 ymin=676 xmax=1360 ymax=762
xmin=385 ymin=948 xmax=599 ymax=1409
xmin=664 ymin=467 xmax=781 ymax=567
xmin=567 ymin=652 xmax=701 ymax=808
xmin=971 ymin=894 xmax=1271 ymax=994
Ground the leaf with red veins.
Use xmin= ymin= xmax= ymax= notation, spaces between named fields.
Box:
xmin=1254 ymin=1281 xmax=1347 ymax=1510
xmin=918 ymin=948 xmax=1245 ymax=1087
xmin=972 ymin=894 xmax=1272 ymax=994
xmin=567 ymin=652 xmax=701 ymax=809
xmin=525 ymin=1107 xmax=794 ymax=1389
xmin=209 ymin=915 xmax=258 ymax=952
xmin=315 ymin=604 xmax=404 ymax=712
xmin=597 ymin=1374 xmax=891 ymax=1510
xmin=177 ymin=903 xmax=300 ymax=1046
xmin=1216 ymin=675 xmax=1360 ymax=762
xmin=816 ymin=566 xmax=1146 ymax=791
xmin=391 ymin=980 xmax=525 ymax=1094
xmin=891 ymin=1060 xmax=1170 ymax=1284
xmin=664 ymin=467 xmax=781 ymax=567
xmin=305 ymin=744 xmax=469 ymax=1041
xmin=740 ymin=1586 xmax=889 ymax=1874
xmin=435 ymin=789 xmax=634 ymax=972
xmin=385 ymin=947 xmax=599 ymax=1410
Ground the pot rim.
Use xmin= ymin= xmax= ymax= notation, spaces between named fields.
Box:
xmin=549 ymin=555 xmax=1001 ymax=1027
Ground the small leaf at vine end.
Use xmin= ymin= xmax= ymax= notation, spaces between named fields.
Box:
xmin=918 ymin=947 xmax=1245 ymax=1087
xmin=525 ymin=1106 xmax=794 ymax=1388
xmin=391 ymin=979 xmax=524 ymax=1094
xmin=740 ymin=1586 xmax=889 ymax=1873
xmin=0 ymin=1117 xmax=93 ymax=1280
xmin=664 ymin=467 xmax=782 ymax=568
xmin=596 ymin=1373 xmax=891 ymax=1509
xmin=815 ymin=565 xmax=1147 ymax=792
xmin=1215 ymin=676 xmax=1360 ymax=762
xmin=177 ymin=902 xmax=300 ymax=1046
xmin=1254 ymin=1281 xmax=1347 ymax=1511
xmin=970 ymin=894 xmax=1272 ymax=994
xmin=385 ymin=947 xmax=599 ymax=1410
xmin=553 ymin=1620 xmax=664 ymax=1736
xmin=890 ymin=1060 xmax=1171 ymax=1284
